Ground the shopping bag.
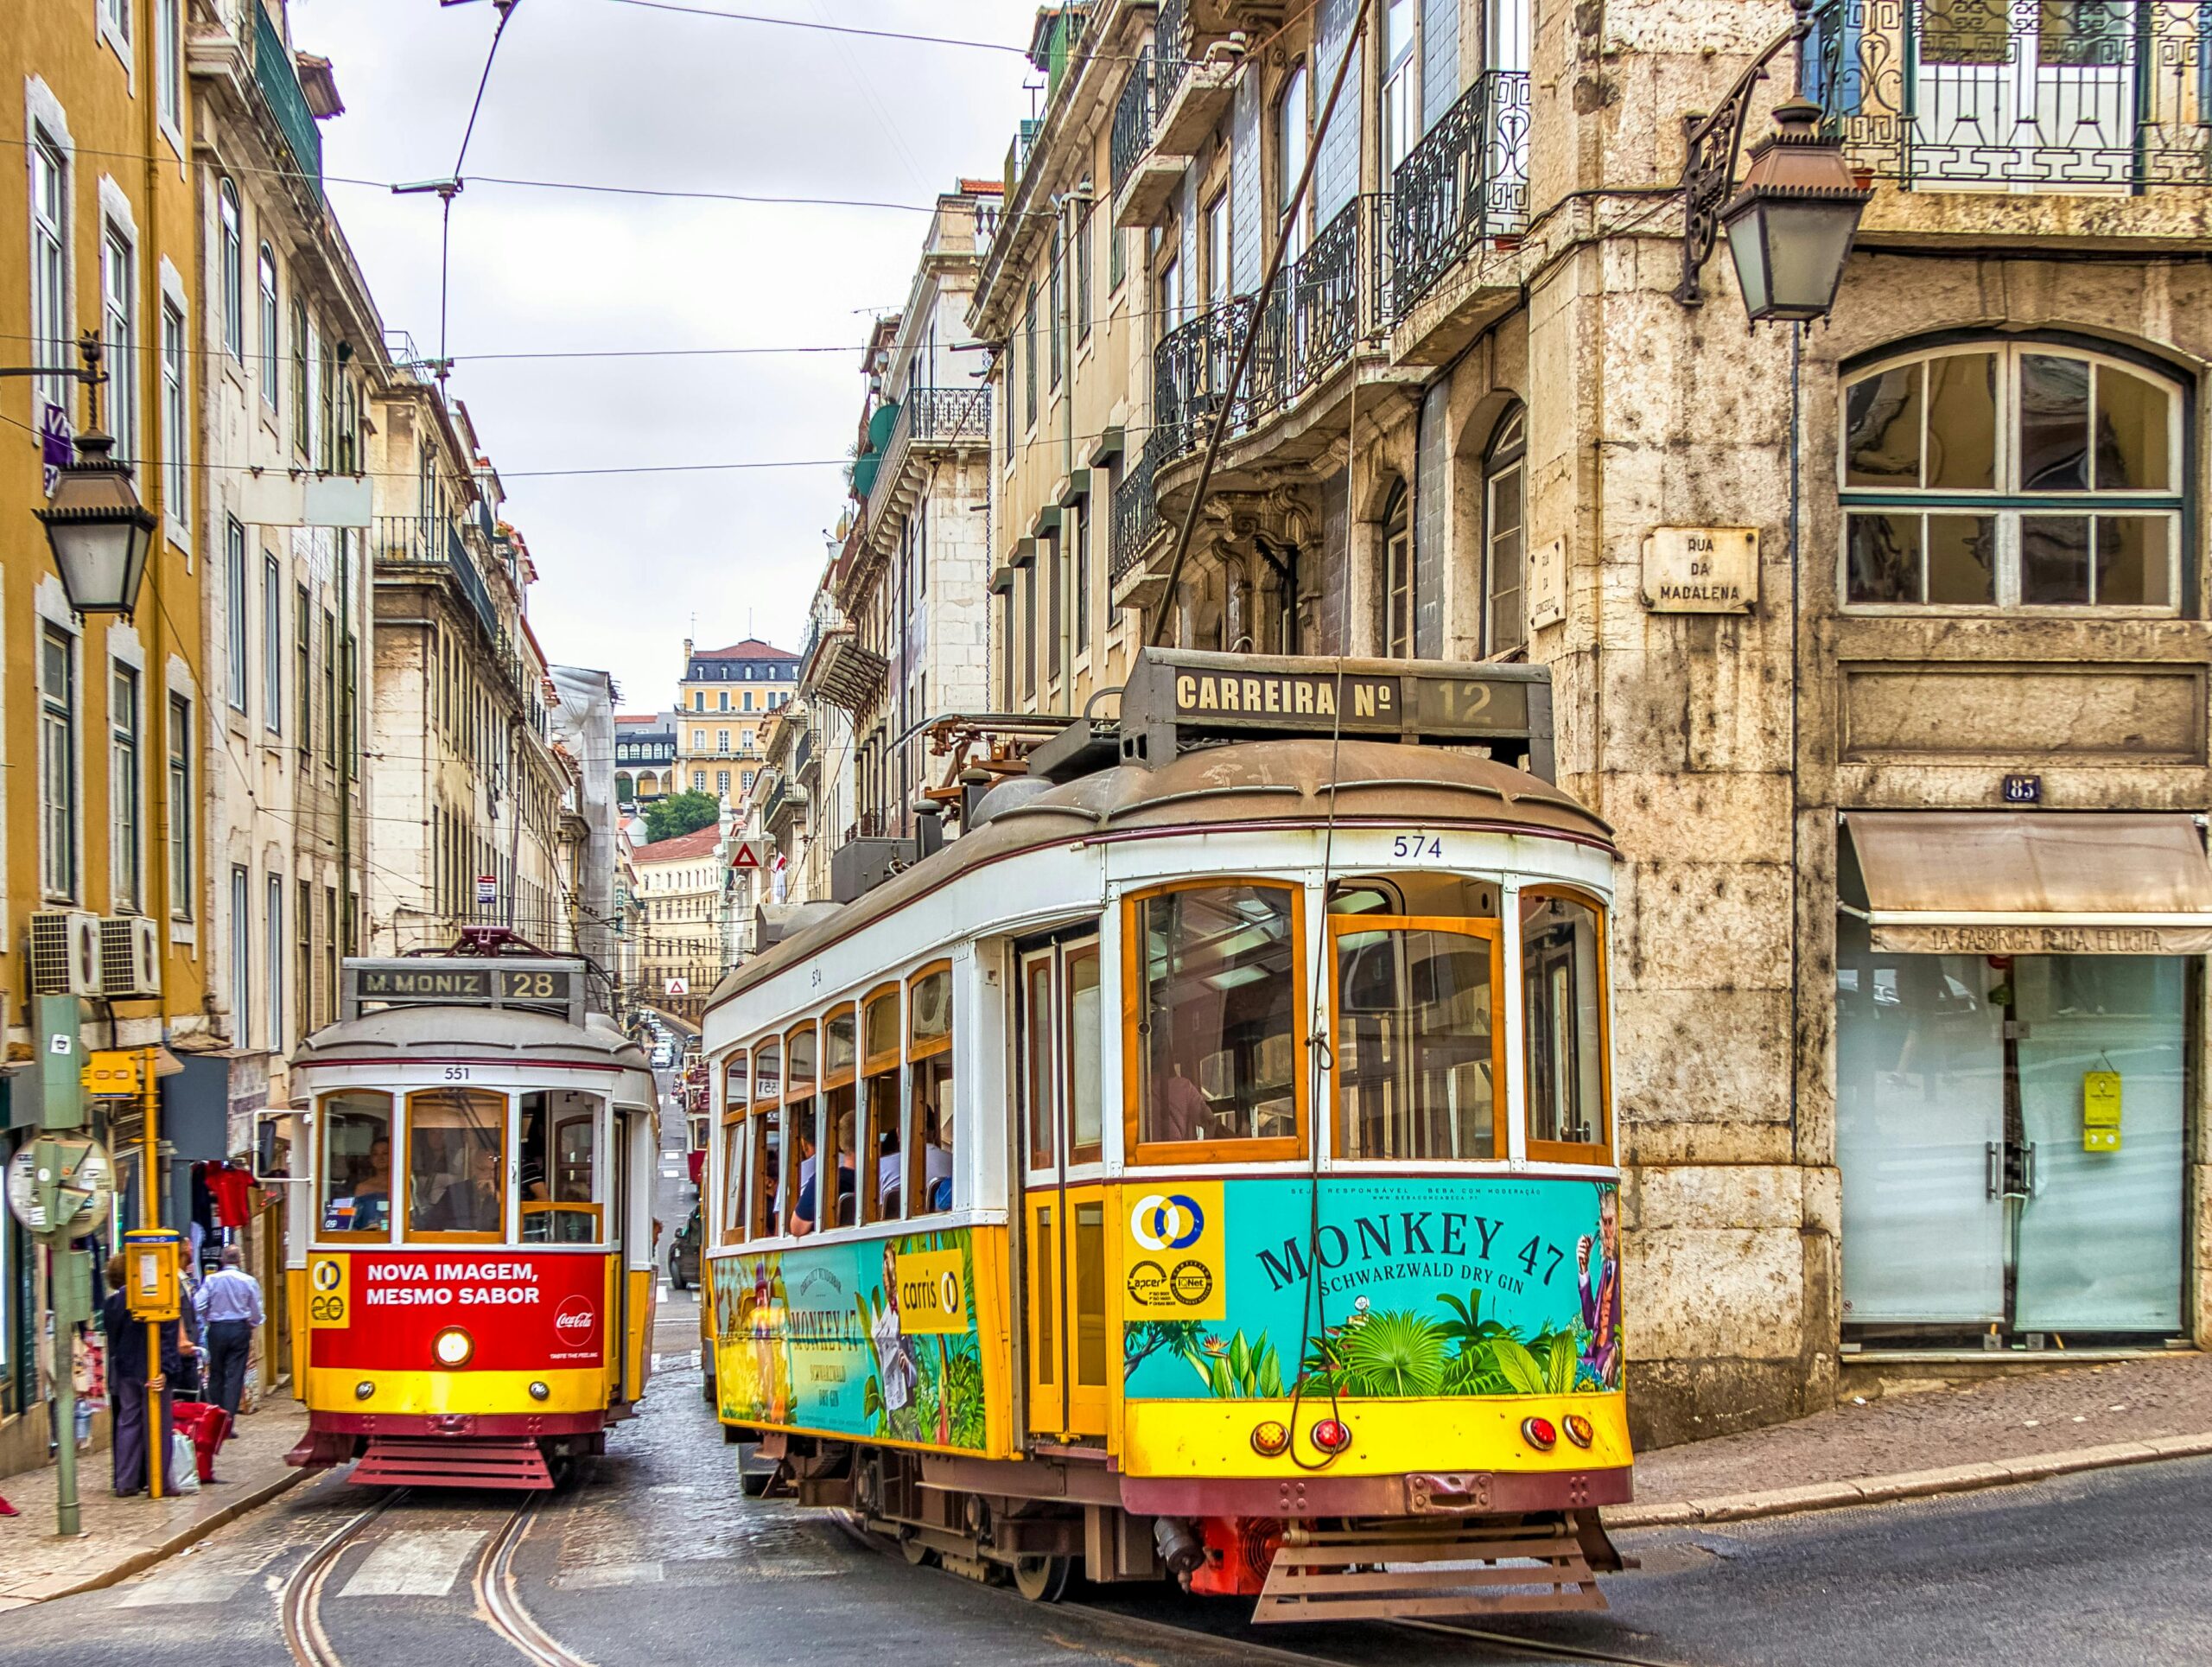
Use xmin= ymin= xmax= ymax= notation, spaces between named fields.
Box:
xmin=170 ymin=1428 xmax=200 ymax=1492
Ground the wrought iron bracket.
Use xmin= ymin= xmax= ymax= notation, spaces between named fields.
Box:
xmin=1675 ymin=4 xmax=1817 ymax=307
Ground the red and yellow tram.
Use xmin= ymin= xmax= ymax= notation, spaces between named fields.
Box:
xmin=276 ymin=935 xmax=661 ymax=1488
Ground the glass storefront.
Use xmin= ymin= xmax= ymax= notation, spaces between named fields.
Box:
xmin=1837 ymin=908 xmax=2188 ymax=1339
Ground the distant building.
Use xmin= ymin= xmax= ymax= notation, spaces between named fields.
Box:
xmin=614 ymin=711 xmax=677 ymax=809
xmin=674 ymin=637 xmax=797 ymax=807
xmin=632 ymin=824 xmax=734 ymax=1028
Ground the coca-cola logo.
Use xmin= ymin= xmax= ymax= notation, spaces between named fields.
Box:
xmin=553 ymin=1295 xmax=597 ymax=1340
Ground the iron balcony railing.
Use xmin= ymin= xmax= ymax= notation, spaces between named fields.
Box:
xmin=1109 ymin=432 xmax=1165 ymax=586
xmin=867 ymin=385 xmax=992 ymax=536
xmin=372 ymin=515 xmax=497 ymax=641
xmin=251 ymin=1 xmax=322 ymax=202
xmin=1153 ymin=0 xmax=1191 ymax=111
xmin=1149 ymin=194 xmax=1393 ymax=468
xmin=1390 ymin=68 xmax=1530 ymax=314
xmin=1110 ymin=54 xmax=1156 ymax=194
xmin=1809 ymin=0 xmax=2212 ymax=188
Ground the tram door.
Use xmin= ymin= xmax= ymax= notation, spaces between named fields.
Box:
xmin=1019 ymin=938 xmax=1109 ymax=1440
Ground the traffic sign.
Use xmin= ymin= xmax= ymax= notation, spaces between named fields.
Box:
xmin=730 ymin=843 xmax=758 ymax=870
xmin=476 ymin=874 xmax=498 ymax=906
xmin=664 ymin=977 xmax=689 ymax=996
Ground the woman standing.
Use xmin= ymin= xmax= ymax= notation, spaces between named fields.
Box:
xmin=100 ymin=1254 xmax=196 ymax=1497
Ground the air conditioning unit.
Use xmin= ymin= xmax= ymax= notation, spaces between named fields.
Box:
xmin=99 ymin=916 xmax=163 ymax=1000
xmin=28 ymin=911 xmax=104 ymax=997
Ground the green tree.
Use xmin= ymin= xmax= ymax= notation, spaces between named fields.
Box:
xmin=644 ymin=790 xmax=719 ymax=843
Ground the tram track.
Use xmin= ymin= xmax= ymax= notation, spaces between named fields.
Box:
xmin=277 ymin=1486 xmax=593 ymax=1667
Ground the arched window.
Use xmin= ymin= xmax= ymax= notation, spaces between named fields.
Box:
xmin=1277 ymin=60 xmax=1311 ymax=264
xmin=257 ymin=243 xmax=278 ymax=413
xmin=1381 ymin=479 xmax=1414 ymax=657
xmin=1841 ymin=340 xmax=2183 ymax=610
xmin=1484 ymin=404 xmax=1527 ymax=656
xmin=219 ymin=181 xmax=243 ymax=359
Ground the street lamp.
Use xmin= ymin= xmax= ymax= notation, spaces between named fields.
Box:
xmin=37 ymin=425 xmax=158 ymax=618
xmin=1719 ymin=98 xmax=1872 ymax=325
xmin=6 ymin=334 xmax=158 ymax=617
xmin=1672 ymin=3 xmax=1871 ymax=325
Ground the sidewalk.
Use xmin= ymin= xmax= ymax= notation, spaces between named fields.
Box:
xmin=0 ymin=1399 xmax=311 ymax=1611
xmin=1612 ymin=1349 xmax=2212 ymax=1529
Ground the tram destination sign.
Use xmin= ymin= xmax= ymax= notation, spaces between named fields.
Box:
xmin=1119 ymin=648 xmax=1554 ymax=779
xmin=341 ymin=958 xmax=588 ymax=1026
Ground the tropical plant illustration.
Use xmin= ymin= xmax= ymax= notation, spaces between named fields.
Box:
xmin=857 ymin=1230 xmax=988 ymax=1449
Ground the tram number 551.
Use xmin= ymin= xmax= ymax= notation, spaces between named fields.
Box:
xmin=1390 ymin=832 xmax=1446 ymax=861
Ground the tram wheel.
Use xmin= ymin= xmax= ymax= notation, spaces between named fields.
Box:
xmin=1011 ymin=1555 xmax=1072 ymax=1604
xmin=899 ymin=1535 xmax=933 ymax=1567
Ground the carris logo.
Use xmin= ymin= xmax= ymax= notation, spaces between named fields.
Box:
xmin=1129 ymin=1193 xmax=1205 ymax=1253
xmin=553 ymin=1295 xmax=597 ymax=1339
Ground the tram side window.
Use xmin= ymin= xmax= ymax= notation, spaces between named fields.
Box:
xmin=319 ymin=1091 xmax=394 ymax=1238
xmin=750 ymin=1037 xmax=783 ymax=1240
xmin=721 ymin=1049 xmax=749 ymax=1244
xmin=1522 ymin=892 xmax=1611 ymax=1159
xmin=407 ymin=1088 xmax=509 ymax=1240
xmin=1131 ymin=884 xmax=1300 ymax=1153
xmin=907 ymin=964 xmax=953 ymax=1216
xmin=822 ymin=1006 xmax=858 ymax=1230
xmin=861 ymin=989 xmax=902 ymax=1224
xmin=1334 ymin=921 xmax=1500 ymax=1161
xmin=519 ymin=1090 xmax=602 ymax=1244
xmin=786 ymin=1023 xmax=827 ymax=1236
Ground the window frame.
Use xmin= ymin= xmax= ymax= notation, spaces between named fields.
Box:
xmin=906 ymin=958 xmax=954 ymax=1217
xmin=100 ymin=222 xmax=136 ymax=464
xmin=161 ymin=299 xmax=188 ymax=520
xmin=167 ymin=693 xmax=193 ymax=919
xmin=1326 ymin=912 xmax=1507 ymax=1165
xmin=1837 ymin=338 xmax=2188 ymax=616
xmin=1120 ymin=878 xmax=1309 ymax=1168
xmin=316 ymin=1090 xmax=397 ymax=1244
xmin=39 ymin=623 xmax=77 ymax=902
xmin=110 ymin=662 xmax=141 ymax=914
xmin=747 ymin=1034 xmax=784 ymax=1240
xmin=403 ymin=1086 xmax=512 ymax=1245
xmin=257 ymin=242 xmax=279 ymax=415
xmin=1518 ymin=883 xmax=1615 ymax=1167
xmin=219 ymin=180 xmax=244 ymax=360
xmin=263 ymin=554 xmax=284 ymax=734
xmin=1381 ymin=479 xmax=1414 ymax=658
xmin=1484 ymin=405 xmax=1528 ymax=657
xmin=30 ymin=133 xmax=71 ymax=418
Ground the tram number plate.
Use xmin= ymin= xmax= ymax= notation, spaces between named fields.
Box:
xmin=1390 ymin=832 xmax=1446 ymax=861
xmin=308 ymin=1257 xmax=350 ymax=1327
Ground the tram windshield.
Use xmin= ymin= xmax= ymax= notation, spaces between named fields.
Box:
xmin=520 ymin=1091 xmax=603 ymax=1244
xmin=320 ymin=1091 xmax=394 ymax=1238
xmin=1334 ymin=920 xmax=1501 ymax=1160
xmin=1133 ymin=883 xmax=1299 ymax=1148
xmin=1522 ymin=891 xmax=1610 ymax=1158
xmin=407 ymin=1088 xmax=508 ymax=1240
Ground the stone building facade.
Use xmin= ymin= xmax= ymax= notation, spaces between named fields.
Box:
xmin=674 ymin=638 xmax=797 ymax=809
xmin=975 ymin=0 xmax=2212 ymax=1444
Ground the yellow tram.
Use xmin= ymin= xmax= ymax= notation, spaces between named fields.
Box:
xmin=702 ymin=652 xmax=1630 ymax=1619
xmin=275 ymin=932 xmax=662 ymax=1488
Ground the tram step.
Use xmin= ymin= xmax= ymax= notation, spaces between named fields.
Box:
xmin=1252 ymin=1513 xmax=1611 ymax=1624
xmin=352 ymin=1436 xmax=556 ymax=1491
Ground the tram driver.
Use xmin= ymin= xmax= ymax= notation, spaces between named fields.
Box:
xmin=428 ymin=1143 xmax=505 ymax=1234
xmin=349 ymin=1137 xmax=394 ymax=1231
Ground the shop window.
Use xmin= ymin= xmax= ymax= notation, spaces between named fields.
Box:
xmin=519 ymin=1091 xmax=602 ymax=1243
xmin=861 ymin=985 xmax=903 ymax=1223
xmin=405 ymin=1088 xmax=507 ymax=1241
xmin=319 ymin=1091 xmax=394 ymax=1238
xmin=1126 ymin=882 xmax=1303 ymax=1160
xmin=1841 ymin=340 xmax=2183 ymax=610
xmin=1521 ymin=889 xmax=1611 ymax=1162
xmin=907 ymin=962 xmax=954 ymax=1214
xmin=1332 ymin=918 xmax=1501 ymax=1160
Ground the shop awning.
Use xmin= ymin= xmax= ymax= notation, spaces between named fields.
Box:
xmin=1846 ymin=811 xmax=2212 ymax=955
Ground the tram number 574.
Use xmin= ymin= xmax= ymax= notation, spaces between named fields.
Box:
xmin=1390 ymin=832 xmax=1446 ymax=861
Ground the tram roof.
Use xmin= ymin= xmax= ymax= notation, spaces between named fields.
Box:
xmin=294 ymin=1003 xmax=654 ymax=1077
xmin=705 ymin=737 xmax=1609 ymax=1016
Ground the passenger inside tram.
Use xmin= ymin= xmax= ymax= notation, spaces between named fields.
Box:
xmin=350 ymin=1137 xmax=394 ymax=1230
xmin=430 ymin=1145 xmax=506 ymax=1234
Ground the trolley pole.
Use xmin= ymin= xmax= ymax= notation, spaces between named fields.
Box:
xmin=35 ymin=996 xmax=88 ymax=1538
xmin=140 ymin=1051 xmax=163 ymax=1501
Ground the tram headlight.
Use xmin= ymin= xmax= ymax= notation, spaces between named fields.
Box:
xmin=1562 ymin=1414 xmax=1594 ymax=1449
xmin=354 ymin=1381 xmax=376 ymax=1401
xmin=1521 ymin=1416 xmax=1558 ymax=1453
xmin=529 ymin=1381 xmax=550 ymax=1402
xmin=432 ymin=1326 xmax=475 ymax=1369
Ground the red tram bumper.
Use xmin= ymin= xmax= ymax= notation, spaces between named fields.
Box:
xmin=289 ymin=1409 xmax=610 ymax=1490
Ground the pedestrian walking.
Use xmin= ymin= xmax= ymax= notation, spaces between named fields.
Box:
xmin=100 ymin=1254 xmax=195 ymax=1497
xmin=195 ymin=1246 xmax=264 ymax=1432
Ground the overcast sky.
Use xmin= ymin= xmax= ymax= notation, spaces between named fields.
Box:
xmin=294 ymin=0 xmax=1040 ymax=710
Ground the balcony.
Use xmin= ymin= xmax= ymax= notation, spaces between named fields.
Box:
xmin=1148 ymin=194 xmax=1394 ymax=474
xmin=1111 ymin=53 xmax=1187 ymax=228
xmin=1389 ymin=69 xmax=1529 ymax=325
xmin=372 ymin=515 xmax=496 ymax=641
xmin=801 ymin=620 xmax=890 ymax=714
xmin=1811 ymin=1 xmax=2212 ymax=193
xmin=864 ymin=385 xmax=994 ymax=544
xmin=1110 ymin=433 xmax=1169 ymax=606
xmin=251 ymin=1 xmax=321 ymax=202
xmin=1149 ymin=0 xmax=1238 ymax=155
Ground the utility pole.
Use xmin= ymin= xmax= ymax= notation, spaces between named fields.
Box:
xmin=36 ymin=996 xmax=91 ymax=1538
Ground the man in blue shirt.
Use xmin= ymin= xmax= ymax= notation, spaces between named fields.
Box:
xmin=195 ymin=1246 xmax=265 ymax=1430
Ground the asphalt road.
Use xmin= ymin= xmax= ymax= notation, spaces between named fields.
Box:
xmin=4 ymin=1327 xmax=2205 ymax=1667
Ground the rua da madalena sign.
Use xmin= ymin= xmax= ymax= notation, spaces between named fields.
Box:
xmin=1642 ymin=526 xmax=1758 ymax=614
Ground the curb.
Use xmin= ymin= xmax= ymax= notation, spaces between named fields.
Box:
xmin=14 ymin=1464 xmax=315 ymax=1607
xmin=1604 ymin=1429 xmax=2212 ymax=1530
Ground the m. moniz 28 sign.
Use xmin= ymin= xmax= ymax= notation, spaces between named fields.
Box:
xmin=340 ymin=958 xmax=587 ymax=1023
xmin=1118 ymin=648 xmax=1555 ymax=778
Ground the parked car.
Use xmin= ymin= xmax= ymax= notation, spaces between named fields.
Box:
xmin=668 ymin=1205 xmax=702 ymax=1289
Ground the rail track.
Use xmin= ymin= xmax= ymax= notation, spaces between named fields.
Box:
xmin=277 ymin=1487 xmax=591 ymax=1667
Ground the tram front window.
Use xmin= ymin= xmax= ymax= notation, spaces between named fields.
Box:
xmin=1334 ymin=922 xmax=1500 ymax=1161
xmin=1134 ymin=884 xmax=1298 ymax=1148
xmin=407 ymin=1088 xmax=509 ymax=1240
xmin=320 ymin=1091 xmax=394 ymax=1238
xmin=1522 ymin=891 xmax=1610 ymax=1159
xmin=520 ymin=1091 xmax=603 ymax=1244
